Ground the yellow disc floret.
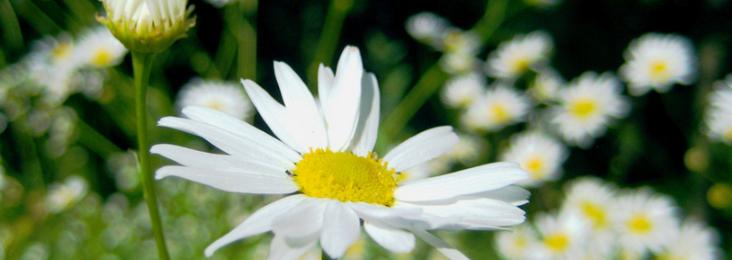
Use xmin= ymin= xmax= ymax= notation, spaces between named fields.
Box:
xmin=293 ymin=149 xmax=398 ymax=206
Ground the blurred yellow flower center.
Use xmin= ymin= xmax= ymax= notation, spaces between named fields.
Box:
xmin=91 ymin=49 xmax=113 ymax=67
xmin=524 ymin=156 xmax=545 ymax=179
xmin=293 ymin=149 xmax=397 ymax=206
xmin=543 ymin=233 xmax=570 ymax=252
xmin=206 ymin=100 xmax=225 ymax=111
xmin=511 ymin=57 xmax=530 ymax=74
xmin=490 ymin=103 xmax=512 ymax=123
xmin=51 ymin=42 xmax=72 ymax=61
xmin=580 ymin=201 xmax=608 ymax=229
xmin=724 ymin=128 xmax=732 ymax=142
xmin=514 ymin=236 xmax=528 ymax=249
xmin=627 ymin=214 xmax=653 ymax=234
xmin=569 ymin=98 xmax=598 ymax=119
xmin=649 ymin=60 xmax=670 ymax=82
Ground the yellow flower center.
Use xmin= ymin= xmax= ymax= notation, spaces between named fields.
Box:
xmin=543 ymin=233 xmax=570 ymax=253
xmin=724 ymin=127 xmax=732 ymax=142
xmin=293 ymin=149 xmax=398 ymax=206
xmin=524 ymin=156 xmax=545 ymax=180
xmin=627 ymin=214 xmax=653 ymax=234
xmin=514 ymin=236 xmax=528 ymax=249
xmin=649 ymin=60 xmax=670 ymax=82
xmin=568 ymin=98 xmax=598 ymax=119
xmin=490 ymin=103 xmax=512 ymax=124
xmin=206 ymin=100 xmax=225 ymax=111
xmin=91 ymin=49 xmax=113 ymax=67
xmin=51 ymin=42 xmax=73 ymax=62
xmin=511 ymin=57 xmax=530 ymax=75
xmin=580 ymin=201 xmax=608 ymax=229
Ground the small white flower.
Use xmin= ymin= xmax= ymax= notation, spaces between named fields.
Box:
xmin=657 ymin=220 xmax=720 ymax=260
xmin=441 ymin=72 xmax=485 ymax=108
xmin=705 ymin=79 xmax=732 ymax=144
xmin=486 ymin=31 xmax=552 ymax=79
xmin=620 ymin=33 xmax=695 ymax=96
xmin=462 ymin=84 xmax=531 ymax=132
xmin=550 ymin=72 xmax=629 ymax=147
xmin=561 ymin=178 xmax=617 ymax=254
xmin=74 ymin=27 xmax=128 ymax=68
xmin=501 ymin=131 xmax=567 ymax=186
xmin=529 ymin=69 xmax=563 ymax=102
xmin=440 ymin=52 xmax=480 ymax=75
xmin=405 ymin=12 xmax=451 ymax=49
xmin=45 ymin=176 xmax=87 ymax=213
xmin=495 ymin=225 xmax=539 ymax=259
xmin=613 ymin=190 xmax=679 ymax=255
xmin=532 ymin=211 xmax=587 ymax=259
xmin=177 ymin=79 xmax=253 ymax=120
xmin=448 ymin=133 xmax=485 ymax=164
xmin=154 ymin=47 xmax=530 ymax=259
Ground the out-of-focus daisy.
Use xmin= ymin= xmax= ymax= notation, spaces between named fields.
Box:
xmin=440 ymin=52 xmax=480 ymax=75
xmin=462 ymin=85 xmax=531 ymax=132
xmin=439 ymin=31 xmax=481 ymax=74
xmin=656 ymin=220 xmax=719 ymax=260
xmin=153 ymin=47 xmax=530 ymax=259
xmin=613 ymin=190 xmax=678 ymax=255
xmin=74 ymin=27 xmax=128 ymax=68
xmin=501 ymin=132 xmax=567 ymax=186
xmin=529 ymin=69 xmax=563 ymax=102
xmin=441 ymin=72 xmax=485 ymax=108
xmin=495 ymin=225 xmax=538 ymax=259
xmin=177 ymin=79 xmax=253 ymax=120
xmin=561 ymin=178 xmax=616 ymax=254
xmin=532 ymin=212 xmax=587 ymax=259
xmin=550 ymin=72 xmax=629 ymax=147
xmin=705 ymin=80 xmax=732 ymax=144
xmin=619 ymin=33 xmax=695 ymax=96
xmin=448 ymin=133 xmax=484 ymax=164
xmin=405 ymin=12 xmax=451 ymax=49
xmin=486 ymin=31 xmax=552 ymax=79
xmin=45 ymin=176 xmax=88 ymax=213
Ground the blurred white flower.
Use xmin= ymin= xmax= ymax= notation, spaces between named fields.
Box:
xmin=561 ymin=178 xmax=616 ymax=254
xmin=405 ymin=12 xmax=451 ymax=49
xmin=620 ymin=33 xmax=695 ymax=96
xmin=495 ymin=225 xmax=539 ymax=259
xmin=501 ymin=131 xmax=567 ymax=186
xmin=74 ymin=27 xmax=128 ymax=68
xmin=45 ymin=176 xmax=88 ymax=213
xmin=529 ymin=69 xmax=564 ymax=102
xmin=486 ymin=31 xmax=552 ymax=79
xmin=550 ymin=72 xmax=629 ymax=147
xmin=705 ymin=80 xmax=732 ymax=144
xmin=613 ymin=190 xmax=679 ymax=255
xmin=531 ymin=211 xmax=587 ymax=259
xmin=440 ymin=52 xmax=480 ymax=75
xmin=462 ymin=84 xmax=531 ymax=132
xmin=448 ymin=133 xmax=484 ymax=164
xmin=401 ymin=157 xmax=452 ymax=183
xmin=441 ymin=72 xmax=485 ymax=108
xmin=657 ymin=220 xmax=720 ymax=260
xmin=177 ymin=79 xmax=254 ymax=120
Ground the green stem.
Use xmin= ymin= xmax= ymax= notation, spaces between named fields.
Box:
xmin=132 ymin=52 xmax=170 ymax=260
xmin=0 ymin=0 xmax=23 ymax=51
xmin=238 ymin=0 xmax=258 ymax=80
xmin=306 ymin=0 xmax=353 ymax=89
xmin=76 ymin=119 xmax=123 ymax=158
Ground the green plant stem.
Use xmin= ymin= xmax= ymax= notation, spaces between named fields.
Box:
xmin=76 ymin=119 xmax=122 ymax=158
xmin=0 ymin=0 xmax=23 ymax=51
xmin=306 ymin=0 xmax=353 ymax=89
xmin=132 ymin=52 xmax=170 ymax=260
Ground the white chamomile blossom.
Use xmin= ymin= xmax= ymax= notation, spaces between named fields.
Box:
xmin=656 ymin=220 xmax=720 ymax=260
xmin=619 ymin=33 xmax=695 ymax=96
xmin=74 ymin=27 xmax=128 ymax=68
xmin=550 ymin=72 xmax=629 ymax=147
xmin=531 ymin=211 xmax=587 ymax=259
xmin=486 ymin=31 xmax=552 ymax=79
xmin=705 ymin=80 xmax=732 ymax=144
xmin=448 ymin=133 xmax=484 ymax=164
xmin=153 ymin=47 xmax=530 ymax=259
xmin=495 ymin=225 xmax=539 ymax=259
xmin=177 ymin=79 xmax=253 ymax=120
xmin=501 ymin=132 xmax=567 ymax=186
xmin=45 ymin=176 xmax=88 ymax=213
xmin=529 ymin=69 xmax=563 ymax=102
xmin=462 ymin=85 xmax=531 ymax=132
xmin=560 ymin=178 xmax=616 ymax=253
xmin=613 ymin=190 xmax=679 ymax=255
xmin=405 ymin=12 xmax=451 ymax=49
xmin=441 ymin=72 xmax=485 ymax=108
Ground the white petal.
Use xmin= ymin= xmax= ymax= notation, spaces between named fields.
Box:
xmin=401 ymin=198 xmax=526 ymax=229
xmin=151 ymin=144 xmax=286 ymax=177
xmin=383 ymin=126 xmax=458 ymax=171
xmin=395 ymin=162 xmax=528 ymax=202
xmin=273 ymin=62 xmax=328 ymax=149
xmin=320 ymin=202 xmax=361 ymax=258
xmin=271 ymin=198 xmax=326 ymax=247
xmin=267 ymin=235 xmax=316 ymax=260
xmin=205 ymin=195 xmax=306 ymax=257
xmin=351 ymin=73 xmax=380 ymax=156
xmin=325 ymin=46 xmax=363 ymax=151
xmin=412 ymin=229 xmax=468 ymax=260
xmin=181 ymin=106 xmax=301 ymax=163
xmin=419 ymin=185 xmax=531 ymax=206
xmin=155 ymin=166 xmax=298 ymax=194
xmin=364 ymin=222 xmax=415 ymax=253
xmin=241 ymin=79 xmax=306 ymax=152
xmin=318 ymin=64 xmax=335 ymax=110
xmin=158 ymin=117 xmax=294 ymax=170
xmin=349 ymin=203 xmax=430 ymax=230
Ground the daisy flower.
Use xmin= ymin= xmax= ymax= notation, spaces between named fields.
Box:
xmin=45 ymin=176 xmax=87 ymax=213
xmin=153 ymin=47 xmax=530 ymax=259
xmin=74 ymin=27 xmax=128 ymax=68
xmin=405 ymin=12 xmax=451 ymax=49
xmin=619 ymin=33 xmax=695 ymax=96
xmin=177 ymin=79 xmax=253 ymax=120
xmin=485 ymin=31 xmax=552 ymax=79
xmin=560 ymin=178 xmax=616 ymax=253
xmin=550 ymin=72 xmax=629 ymax=147
xmin=529 ymin=69 xmax=564 ymax=102
xmin=462 ymin=85 xmax=531 ymax=132
xmin=441 ymin=72 xmax=485 ymax=108
xmin=495 ymin=225 xmax=539 ymax=259
xmin=705 ymin=80 xmax=732 ymax=144
xmin=656 ymin=220 xmax=720 ymax=260
xmin=531 ymin=211 xmax=587 ymax=259
xmin=613 ymin=190 xmax=679 ymax=255
xmin=501 ymin=132 xmax=567 ymax=186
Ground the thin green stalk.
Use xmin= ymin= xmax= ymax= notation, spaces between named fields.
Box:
xmin=306 ymin=0 xmax=353 ymax=89
xmin=0 ymin=0 xmax=23 ymax=51
xmin=238 ymin=0 xmax=258 ymax=80
xmin=76 ymin=119 xmax=123 ymax=158
xmin=132 ymin=52 xmax=170 ymax=260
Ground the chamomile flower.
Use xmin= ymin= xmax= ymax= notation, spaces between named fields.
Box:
xmin=441 ymin=72 xmax=485 ymax=108
xmin=613 ymin=190 xmax=678 ymax=255
xmin=449 ymin=133 xmax=484 ymax=164
xmin=561 ymin=178 xmax=616 ymax=253
xmin=177 ymin=79 xmax=253 ymax=120
xmin=532 ymin=211 xmax=587 ymax=259
xmin=74 ymin=27 xmax=127 ymax=68
xmin=153 ymin=47 xmax=530 ymax=259
xmin=495 ymin=225 xmax=539 ymax=259
xmin=462 ymin=85 xmax=531 ymax=131
xmin=486 ymin=31 xmax=552 ymax=79
xmin=705 ymin=81 xmax=732 ymax=144
xmin=529 ymin=69 xmax=563 ymax=102
xmin=501 ymin=132 xmax=567 ymax=186
xmin=405 ymin=12 xmax=451 ymax=49
xmin=550 ymin=72 xmax=629 ymax=147
xmin=656 ymin=220 xmax=720 ymax=260
xmin=619 ymin=33 xmax=695 ymax=96
xmin=45 ymin=176 xmax=88 ymax=213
